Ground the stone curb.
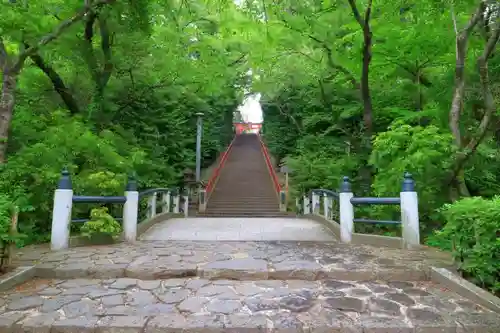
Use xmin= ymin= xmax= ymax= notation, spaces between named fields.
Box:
xmin=137 ymin=213 xmax=184 ymax=237
xmin=306 ymin=214 xmax=457 ymax=265
xmin=0 ymin=314 xmax=496 ymax=333
xmin=68 ymin=213 xmax=184 ymax=247
xmin=0 ymin=266 xmax=36 ymax=292
xmin=430 ymin=266 xmax=500 ymax=314
xmin=35 ymin=263 xmax=429 ymax=282
xmin=306 ymin=214 xmax=405 ymax=249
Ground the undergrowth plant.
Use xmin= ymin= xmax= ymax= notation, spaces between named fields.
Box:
xmin=434 ymin=197 xmax=500 ymax=295
xmin=81 ymin=207 xmax=122 ymax=239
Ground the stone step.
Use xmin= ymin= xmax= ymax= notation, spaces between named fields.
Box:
xmin=205 ymin=204 xmax=280 ymax=209
xmin=2 ymin=277 xmax=498 ymax=332
xmin=209 ymin=195 xmax=277 ymax=199
xmin=199 ymin=213 xmax=286 ymax=218
xmin=206 ymin=203 xmax=279 ymax=208
xmin=203 ymin=211 xmax=282 ymax=215
xmin=208 ymin=193 xmax=277 ymax=197
xmin=208 ymin=195 xmax=279 ymax=205
xmin=207 ymin=197 xmax=279 ymax=202
xmin=209 ymin=192 xmax=278 ymax=203
xmin=211 ymin=184 xmax=275 ymax=188
xmin=207 ymin=203 xmax=279 ymax=212
xmin=203 ymin=207 xmax=287 ymax=211
xmin=14 ymin=241 xmax=454 ymax=282
xmin=215 ymin=173 xmax=271 ymax=178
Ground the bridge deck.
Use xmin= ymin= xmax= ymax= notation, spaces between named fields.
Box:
xmin=14 ymin=240 xmax=452 ymax=281
xmin=139 ymin=217 xmax=337 ymax=242
xmin=7 ymin=240 xmax=499 ymax=332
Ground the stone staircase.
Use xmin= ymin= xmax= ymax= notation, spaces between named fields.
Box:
xmin=201 ymin=133 xmax=289 ymax=217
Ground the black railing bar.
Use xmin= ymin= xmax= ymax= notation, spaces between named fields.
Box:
xmin=73 ymin=196 xmax=127 ymax=204
xmin=309 ymin=189 xmax=339 ymax=198
xmin=71 ymin=217 xmax=123 ymax=223
xmin=138 ymin=188 xmax=176 ymax=199
xmin=353 ymin=218 xmax=401 ymax=225
xmin=350 ymin=197 xmax=400 ymax=205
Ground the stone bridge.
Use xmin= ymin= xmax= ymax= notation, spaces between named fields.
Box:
xmin=0 ymin=132 xmax=497 ymax=332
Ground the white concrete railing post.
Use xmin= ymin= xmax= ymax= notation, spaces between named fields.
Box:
xmin=303 ymin=195 xmax=311 ymax=214
xmin=183 ymin=193 xmax=189 ymax=217
xmin=161 ymin=191 xmax=171 ymax=213
xmin=147 ymin=192 xmax=157 ymax=219
xmin=51 ymin=169 xmax=73 ymax=250
xmin=323 ymin=193 xmax=331 ymax=220
xmin=400 ymin=172 xmax=420 ymax=249
xmin=173 ymin=192 xmax=180 ymax=214
xmin=339 ymin=176 xmax=354 ymax=244
xmin=312 ymin=192 xmax=320 ymax=215
xmin=279 ymin=190 xmax=286 ymax=212
xmin=123 ymin=176 xmax=139 ymax=242
xmin=199 ymin=189 xmax=207 ymax=212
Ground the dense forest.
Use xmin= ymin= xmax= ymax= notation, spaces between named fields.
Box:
xmin=1 ymin=1 xmax=499 ymax=293
xmin=253 ymin=0 xmax=499 ymax=294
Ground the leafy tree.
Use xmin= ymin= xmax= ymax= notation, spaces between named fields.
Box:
xmin=0 ymin=0 xmax=117 ymax=161
xmin=238 ymin=0 xmax=499 ymax=291
xmin=0 ymin=0 xmax=247 ymax=245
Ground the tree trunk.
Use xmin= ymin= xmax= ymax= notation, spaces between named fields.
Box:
xmin=347 ymin=0 xmax=374 ymax=138
xmin=82 ymin=11 xmax=114 ymax=119
xmin=0 ymin=71 xmax=17 ymax=163
xmin=448 ymin=2 xmax=497 ymax=199
xmin=346 ymin=0 xmax=374 ymax=194
xmin=361 ymin=25 xmax=373 ymax=137
xmin=449 ymin=34 xmax=469 ymax=148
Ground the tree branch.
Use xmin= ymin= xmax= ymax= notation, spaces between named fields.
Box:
xmin=466 ymin=19 xmax=499 ymax=147
xmin=347 ymin=0 xmax=364 ymax=27
xmin=98 ymin=15 xmax=113 ymax=88
xmin=364 ymin=0 xmax=373 ymax=26
xmin=0 ymin=39 xmax=8 ymax=69
xmin=448 ymin=1 xmax=494 ymax=193
xmin=482 ymin=15 xmax=500 ymax=59
xmin=451 ymin=22 xmax=500 ymax=181
xmin=229 ymin=53 xmax=247 ymax=66
xmin=279 ymin=19 xmax=359 ymax=88
xmin=84 ymin=11 xmax=97 ymax=43
xmin=83 ymin=11 xmax=100 ymax=84
xmin=380 ymin=58 xmax=433 ymax=87
xmin=449 ymin=2 xmax=485 ymax=147
xmin=279 ymin=50 xmax=322 ymax=64
xmin=24 ymin=42 xmax=81 ymax=114
xmin=182 ymin=18 xmax=218 ymax=30
xmin=11 ymin=0 xmax=116 ymax=73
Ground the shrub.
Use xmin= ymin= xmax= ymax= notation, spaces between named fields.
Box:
xmin=434 ymin=196 xmax=500 ymax=295
xmin=369 ymin=122 xmax=455 ymax=233
xmin=80 ymin=207 xmax=122 ymax=239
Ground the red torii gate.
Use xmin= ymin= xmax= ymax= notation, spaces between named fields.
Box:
xmin=233 ymin=122 xmax=262 ymax=134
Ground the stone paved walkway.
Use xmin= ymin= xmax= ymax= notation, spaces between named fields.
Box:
xmin=140 ymin=217 xmax=336 ymax=241
xmin=8 ymin=240 xmax=500 ymax=331
xmin=13 ymin=241 xmax=453 ymax=281
xmin=1 ymin=277 xmax=499 ymax=332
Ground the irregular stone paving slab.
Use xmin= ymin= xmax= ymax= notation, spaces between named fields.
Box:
xmin=11 ymin=241 xmax=453 ymax=281
xmin=0 ymin=278 xmax=498 ymax=332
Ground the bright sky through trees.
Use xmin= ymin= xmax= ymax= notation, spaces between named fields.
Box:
xmin=237 ymin=93 xmax=263 ymax=123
